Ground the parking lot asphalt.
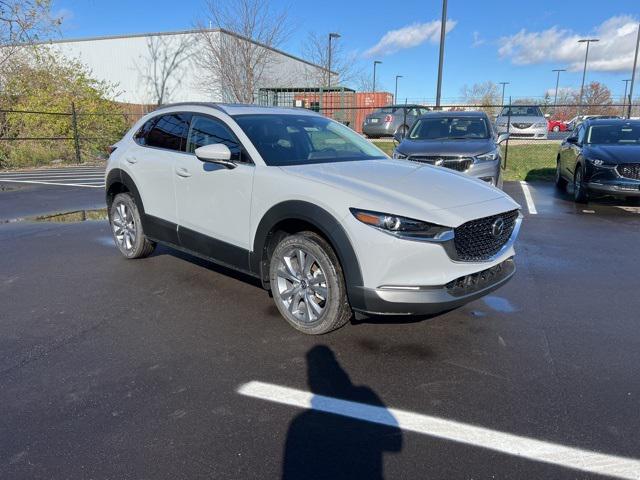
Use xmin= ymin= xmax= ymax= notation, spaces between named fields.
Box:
xmin=1 ymin=179 xmax=640 ymax=479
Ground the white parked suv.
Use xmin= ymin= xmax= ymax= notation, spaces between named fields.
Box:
xmin=106 ymin=103 xmax=521 ymax=334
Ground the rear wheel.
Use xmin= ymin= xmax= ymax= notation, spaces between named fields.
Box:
xmin=109 ymin=193 xmax=155 ymax=258
xmin=552 ymin=125 xmax=560 ymax=132
xmin=573 ymin=164 xmax=589 ymax=203
xmin=269 ymin=232 xmax=352 ymax=335
xmin=555 ymin=157 xmax=568 ymax=191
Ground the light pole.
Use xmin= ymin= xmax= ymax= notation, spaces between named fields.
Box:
xmin=627 ymin=23 xmax=640 ymax=119
xmin=372 ymin=60 xmax=382 ymax=93
xmin=622 ymin=79 xmax=631 ymax=116
xmin=552 ymin=69 xmax=566 ymax=114
xmin=327 ymin=32 xmax=340 ymax=89
xmin=499 ymin=82 xmax=509 ymax=107
xmin=435 ymin=0 xmax=448 ymax=108
xmin=577 ymin=38 xmax=599 ymax=113
xmin=394 ymin=75 xmax=403 ymax=103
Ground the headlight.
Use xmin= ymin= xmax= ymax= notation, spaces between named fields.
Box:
xmin=587 ymin=158 xmax=616 ymax=168
xmin=475 ymin=148 xmax=500 ymax=162
xmin=533 ymin=122 xmax=547 ymax=128
xmin=392 ymin=151 xmax=407 ymax=159
xmin=350 ymin=208 xmax=454 ymax=242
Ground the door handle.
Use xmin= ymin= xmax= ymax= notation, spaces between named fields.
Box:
xmin=125 ymin=157 xmax=138 ymax=164
xmin=175 ymin=167 xmax=192 ymax=178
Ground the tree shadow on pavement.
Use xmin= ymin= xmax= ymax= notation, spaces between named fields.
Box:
xmin=282 ymin=345 xmax=402 ymax=480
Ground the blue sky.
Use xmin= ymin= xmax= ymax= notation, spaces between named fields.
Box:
xmin=52 ymin=0 xmax=640 ymax=103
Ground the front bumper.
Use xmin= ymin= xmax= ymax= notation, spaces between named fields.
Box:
xmin=352 ymin=258 xmax=516 ymax=315
xmin=587 ymin=180 xmax=640 ymax=197
xmin=496 ymin=125 xmax=547 ymax=139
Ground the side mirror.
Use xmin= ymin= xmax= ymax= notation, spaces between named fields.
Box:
xmin=393 ymin=131 xmax=404 ymax=143
xmin=566 ymin=136 xmax=578 ymax=145
xmin=496 ymin=133 xmax=510 ymax=144
xmin=194 ymin=144 xmax=236 ymax=169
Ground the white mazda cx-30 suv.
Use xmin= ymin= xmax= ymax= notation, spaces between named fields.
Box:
xmin=106 ymin=103 xmax=521 ymax=334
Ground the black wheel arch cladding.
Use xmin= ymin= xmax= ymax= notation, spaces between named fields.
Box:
xmin=251 ymin=201 xmax=364 ymax=305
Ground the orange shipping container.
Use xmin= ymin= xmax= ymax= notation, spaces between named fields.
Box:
xmin=354 ymin=92 xmax=394 ymax=133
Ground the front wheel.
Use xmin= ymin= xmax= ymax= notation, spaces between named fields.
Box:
xmin=269 ymin=232 xmax=352 ymax=334
xmin=109 ymin=193 xmax=156 ymax=258
xmin=555 ymin=158 xmax=568 ymax=191
xmin=573 ymin=165 xmax=589 ymax=203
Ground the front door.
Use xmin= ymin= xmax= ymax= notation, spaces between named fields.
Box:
xmin=174 ymin=114 xmax=255 ymax=272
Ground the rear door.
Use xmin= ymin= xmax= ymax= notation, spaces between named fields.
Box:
xmin=174 ymin=114 xmax=255 ymax=271
xmin=125 ymin=112 xmax=190 ymax=241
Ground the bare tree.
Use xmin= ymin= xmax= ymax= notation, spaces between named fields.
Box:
xmin=195 ymin=0 xmax=289 ymax=103
xmin=138 ymin=34 xmax=195 ymax=106
xmin=301 ymin=32 xmax=360 ymax=88
xmin=576 ymin=81 xmax=615 ymax=115
xmin=459 ymin=81 xmax=501 ymax=116
xmin=0 ymin=0 xmax=61 ymax=68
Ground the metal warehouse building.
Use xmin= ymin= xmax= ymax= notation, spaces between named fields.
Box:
xmin=44 ymin=29 xmax=329 ymax=105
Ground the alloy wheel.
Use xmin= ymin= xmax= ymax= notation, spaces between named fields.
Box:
xmin=112 ymin=202 xmax=136 ymax=251
xmin=274 ymin=247 xmax=328 ymax=324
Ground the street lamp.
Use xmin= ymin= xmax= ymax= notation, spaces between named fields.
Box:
xmin=577 ymin=38 xmax=599 ymax=112
xmin=628 ymin=23 xmax=640 ymax=119
xmin=372 ymin=60 xmax=382 ymax=93
xmin=552 ymin=69 xmax=566 ymax=113
xmin=622 ymin=79 xmax=631 ymax=116
xmin=435 ymin=0 xmax=448 ymax=108
xmin=327 ymin=32 xmax=340 ymax=89
xmin=499 ymin=82 xmax=509 ymax=107
xmin=394 ymin=75 xmax=403 ymax=103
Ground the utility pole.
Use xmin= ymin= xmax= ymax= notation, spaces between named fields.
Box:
xmin=372 ymin=60 xmax=382 ymax=93
xmin=622 ymin=79 xmax=631 ymax=116
xmin=577 ymin=38 xmax=599 ymax=113
xmin=499 ymin=82 xmax=509 ymax=107
xmin=394 ymin=75 xmax=403 ymax=103
xmin=435 ymin=0 xmax=448 ymax=109
xmin=327 ymin=32 xmax=340 ymax=89
xmin=627 ymin=23 xmax=639 ymax=119
xmin=552 ymin=69 xmax=566 ymax=114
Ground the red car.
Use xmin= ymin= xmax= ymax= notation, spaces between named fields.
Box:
xmin=548 ymin=120 xmax=568 ymax=132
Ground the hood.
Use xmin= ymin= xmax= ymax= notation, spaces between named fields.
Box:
xmin=496 ymin=115 xmax=545 ymax=124
xmin=584 ymin=145 xmax=640 ymax=164
xmin=279 ymin=159 xmax=517 ymax=223
xmin=397 ymin=138 xmax=494 ymax=157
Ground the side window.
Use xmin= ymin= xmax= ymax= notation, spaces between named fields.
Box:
xmin=133 ymin=118 xmax=157 ymax=146
xmin=146 ymin=113 xmax=191 ymax=151
xmin=187 ymin=115 xmax=246 ymax=162
xmin=577 ymin=125 xmax=586 ymax=144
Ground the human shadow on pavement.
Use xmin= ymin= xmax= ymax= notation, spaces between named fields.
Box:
xmin=282 ymin=345 xmax=402 ymax=480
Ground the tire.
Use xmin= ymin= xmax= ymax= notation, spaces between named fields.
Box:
xmin=109 ymin=193 xmax=156 ymax=259
xmin=573 ymin=164 xmax=589 ymax=204
xmin=555 ymin=157 xmax=568 ymax=191
xmin=269 ymin=231 xmax=352 ymax=335
xmin=552 ymin=125 xmax=560 ymax=132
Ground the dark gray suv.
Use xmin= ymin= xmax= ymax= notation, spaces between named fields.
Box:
xmin=392 ymin=111 xmax=509 ymax=188
xmin=362 ymin=104 xmax=431 ymax=138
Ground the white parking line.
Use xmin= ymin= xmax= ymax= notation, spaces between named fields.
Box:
xmin=519 ymin=181 xmax=538 ymax=215
xmin=0 ymin=179 xmax=103 ymax=188
xmin=238 ymin=381 xmax=640 ymax=480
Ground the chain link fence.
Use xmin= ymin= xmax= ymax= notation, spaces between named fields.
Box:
xmin=1 ymin=98 xmax=638 ymax=182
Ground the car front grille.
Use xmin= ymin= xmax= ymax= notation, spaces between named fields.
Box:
xmin=445 ymin=258 xmax=515 ymax=297
xmin=454 ymin=210 xmax=519 ymax=262
xmin=617 ymin=164 xmax=640 ymax=180
xmin=512 ymin=123 xmax=533 ymax=129
xmin=407 ymin=155 xmax=473 ymax=172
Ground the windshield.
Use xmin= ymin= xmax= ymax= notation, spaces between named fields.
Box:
xmin=234 ymin=114 xmax=386 ymax=166
xmin=586 ymin=124 xmax=640 ymax=145
xmin=499 ymin=106 xmax=544 ymax=117
xmin=408 ymin=116 xmax=490 ymax=140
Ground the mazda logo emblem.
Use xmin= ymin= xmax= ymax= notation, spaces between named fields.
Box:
xmin=491 ymin=218 xmax=505 ymax=237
